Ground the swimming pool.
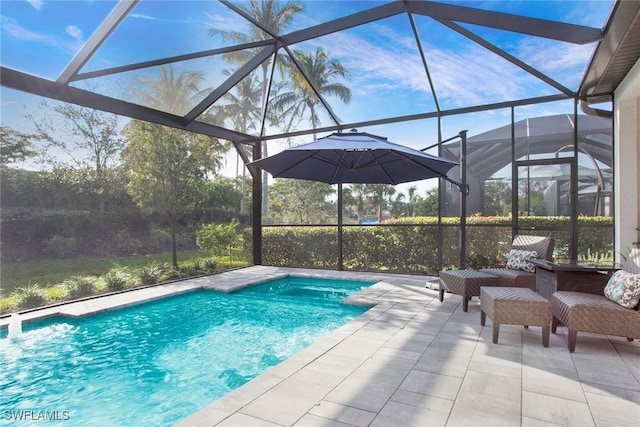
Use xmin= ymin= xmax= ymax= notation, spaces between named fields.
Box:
xmin=0 ymin=276 xmax=374 ymax=426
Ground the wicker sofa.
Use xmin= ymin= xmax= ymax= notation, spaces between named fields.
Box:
xmin=482 ymin=235 xmax=555 ymax=290
xmin=551 ymin=249 xmax=640 ymax=352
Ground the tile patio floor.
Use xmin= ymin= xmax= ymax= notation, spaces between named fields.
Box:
xmin=3 ymin=266 xmax=639 ymax=426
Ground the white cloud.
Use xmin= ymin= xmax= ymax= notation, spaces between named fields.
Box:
xmin=302 ymin=22 xmax=539 ymax=109
xmin=1 ymin=15 xmax=82 ymax=55
xmin=65 ymin=25 xmax=82 ymax=42
xmin=1 ymin=15 xmax=53 ymax=42
xmin=26 ymin=0 xmax=44 ymax=11
xmin=129 ymin=13 xmax=161 ymax=21
xmin=204 ymin=12 xmax=249 ymax=35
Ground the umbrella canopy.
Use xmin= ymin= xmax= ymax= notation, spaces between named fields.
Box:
xmin=248 ymin=131 xmax=458 ymax=185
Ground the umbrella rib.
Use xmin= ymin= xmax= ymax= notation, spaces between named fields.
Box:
xmin=365 ymin=151 xmax=398 ymax=184
xmin=392 ymin=151 xmax=454 ymax=181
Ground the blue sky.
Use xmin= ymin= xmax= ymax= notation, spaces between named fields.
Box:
xmin=0 ymin=0 xmax=616 ymax=193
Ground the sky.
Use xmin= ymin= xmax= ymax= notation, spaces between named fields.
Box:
xmin=0 ymin=0 xmax=616 ymax=195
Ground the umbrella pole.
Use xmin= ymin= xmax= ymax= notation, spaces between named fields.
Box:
xmin=459 ymin=131 xmax=467 ymax=269
xmin=338 ymin=183 xmax=344 ymax=271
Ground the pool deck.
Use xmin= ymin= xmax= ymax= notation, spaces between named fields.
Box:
xmin=4 ymin=266 xmax=639 ymax=426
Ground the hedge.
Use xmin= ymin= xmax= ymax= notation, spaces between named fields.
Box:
xmin=251 ymin=216 xmax=614 ymax=274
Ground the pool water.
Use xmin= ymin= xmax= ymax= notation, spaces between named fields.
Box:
xmin=0 ymin=277 xmax=373 ymax=426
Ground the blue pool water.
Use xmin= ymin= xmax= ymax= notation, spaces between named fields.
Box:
xmin=0 ymin=277 xmax=373 ymax=426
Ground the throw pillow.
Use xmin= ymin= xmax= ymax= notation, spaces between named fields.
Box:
xmin=506 ymin=249 xmax=538 ymax=273
xmin=604 ymin=270 xmax=640 ymax=309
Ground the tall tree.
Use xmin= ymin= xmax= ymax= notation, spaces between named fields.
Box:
xmin=406 ymin=185 xmax=419 ymax=217
xmin=0 ymin=126 xmax=38 ymax=166
xmin=267 ymin=179 xmax=334 ymax=224
xmin=132 ymin=65 xmax=205 ymax=114
xmin=417 ymin=188 xmax=439 ymax=216
xmin=124 ymin=122 xmax=217 ymax=267
xmin=125 ymin=65 xmax=225 ymax=267
xmin=271 ymin=48 xmax=351 ymax=140
xmin=28 ymin=101 xmax=127 ymax=218
xmin=213 ymin=70 xmax=264 ymax=214
xmin=373 ymin=184 xmax=396 ymax=222
xmin=484 ymin=180 xmax=511 ymax=215
xmin=210 ymin=0 xmax=304 ymax=215
xmin=347 ymin=184 xmax=372 ymax=223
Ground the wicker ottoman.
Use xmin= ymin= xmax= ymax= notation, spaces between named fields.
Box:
xmin=480 ymin=287 xmax=552 ymax=347
xmin=439 ymin=270 xmax=499 ymax=312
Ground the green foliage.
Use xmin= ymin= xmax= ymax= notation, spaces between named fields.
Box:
xmin=266 ymin=179 xmax=335 ymax=224
xmin=137 ymin=265 xmax=164 ymax=286
xmin=64 ymin=275 xmax=96 ymax=299
xmin=104 ymin=268 xmax=133 ymax=291
xmin=260 ymin=216 xmax=614 ymax=273
xmin=416 ymin=188 xmax=439 ymax=216
xmin=0 ymin=255 xmax=242 ymax=314
xmin=196 ymin=220 xmax=240 ymax=266
xmin=45 ymin=285 xmax=69 ymax=302
xmin=0 ymin=126 xmax=38 ymax=166
xmin=179 ymin=258 xmax=218 ymax=276
xmin=0 ymin=295 xmax=19 ymax=313
xmin=124 ymin=120 xmax=220 ymax=267
xmin=204 ymin=176 xmax=244 ymax=212
xmin=13 ymin=284 xmax=47 ymax=309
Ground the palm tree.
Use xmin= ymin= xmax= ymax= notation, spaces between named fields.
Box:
xmin=348 ymin=184 xmax=371 ymax=223
xmin=407 ymin=185 xmax=418 ymax=217
xmin=133 ymin=65 xmax=205 ymax=115
xmin=271 ymin=48 xmax=352 ymax=140
xmin=210 ymin=0 xmax=303 ymax=215
xmin=373 ymin=184 xmax=396 ymax=222
xmin=215 ymin=70 xmax=264 ymax=214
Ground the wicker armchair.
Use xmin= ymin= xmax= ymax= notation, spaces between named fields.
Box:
xmin=551 ymin=249 xmax=640 ymax=352
xmin=482 ymin=235 xmax=555 ymax=290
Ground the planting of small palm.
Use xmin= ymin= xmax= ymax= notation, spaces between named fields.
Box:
xmin=64 ymin=276 xmax=97 ymax=299
xmin=137 ymin=265 xmax=164 ymax=286
xmin=14 ymin=284 xmax=47 ymax=309
xmin=0 ymin=256 xmax=232 ymax=315
xmin=104 ymin=268 xmax=134 ymax=291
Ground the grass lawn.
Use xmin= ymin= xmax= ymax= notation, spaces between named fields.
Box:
xmin=1 ymin=249 xmax=249 ymax=296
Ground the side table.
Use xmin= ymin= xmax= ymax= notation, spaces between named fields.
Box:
xmin=529 ymin=259 xmax=617 ymax=300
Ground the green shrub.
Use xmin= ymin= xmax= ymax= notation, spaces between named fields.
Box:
xmin=0 ymin=295 xmax=19 ymax=313
xmin=260 ymin=216 xmax=614 ymax=272
xmin=162 ymin=266 xmax=183 ymax=281
xmin=45 ymin=284 xmax=69 ymax=302
xmin=138 ymin=265 xmax=164 ymax=286
xmin=14 ymin=283 xmax=47 ymax=309
xmin=104 ymin=268 xmax=132 ymax=291
xmin=200 ymin=258 xmax=217 ymax=272
xmin=64 ymin=275 xmax=96 ymax=299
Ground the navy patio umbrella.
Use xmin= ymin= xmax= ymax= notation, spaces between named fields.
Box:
xmin=248 ymin=130 xmax=464 ymax=270
xmin=248 ymin=131 xmax=460 ymax=186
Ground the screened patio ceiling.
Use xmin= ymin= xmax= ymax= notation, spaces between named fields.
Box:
xmin=2 ymin=0 xmax=634 ymax=164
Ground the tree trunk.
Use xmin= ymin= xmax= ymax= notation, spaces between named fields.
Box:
xmin=171 ymin=221 xmax=178 ymax=268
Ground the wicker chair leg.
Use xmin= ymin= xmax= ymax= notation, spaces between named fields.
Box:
xmin=568 ymin=329 xmax=577 ymax=352
xmin=439 ymin=287 xmax=444 ymax=302
xmin=463 ymin=297 xmax=469 ymax=312
xmin=627 ymin=338 xmax=634 ymax=342
xmin=480 ymin=310 xmax=486 ymax=326
xmin=492 ymin=323 xmax=500 ymax=344
xmin=551 ymin=316 xmax=560 ymax=333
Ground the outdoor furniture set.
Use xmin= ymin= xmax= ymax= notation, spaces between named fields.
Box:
xmin=438 ymin=237 xmax=640 ymax=351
